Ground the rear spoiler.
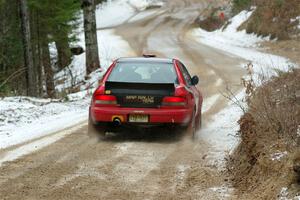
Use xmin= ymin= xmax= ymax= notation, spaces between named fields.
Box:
xmin=105 ymin=81 xmax=175 ymax=96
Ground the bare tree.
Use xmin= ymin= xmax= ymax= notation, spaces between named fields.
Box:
xmin=81 ymin=0 xmax=100 ymax=76
xmin=19 ymin=0 xmax=38 ymax=97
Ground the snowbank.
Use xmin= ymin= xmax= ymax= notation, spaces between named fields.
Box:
xmin=192 ymin=9 xmax=298 ymax=76
xmin=0 ymin=97 xmax=89 ymax=149
xmin=193 ymin=9 xmax=298 ymax=169
xmin=199 ymin=92 xmax=245 ymax=169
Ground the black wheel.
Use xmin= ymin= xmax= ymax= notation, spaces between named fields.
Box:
xmin=88 ymin=115 xmax=106 ymax=140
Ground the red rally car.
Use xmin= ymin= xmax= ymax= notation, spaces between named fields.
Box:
xmin=88 ymin=56 xmax=203 ymax=138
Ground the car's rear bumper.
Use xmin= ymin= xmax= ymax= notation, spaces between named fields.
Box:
xmin=90 ymin=106 xmax=193 ymax=125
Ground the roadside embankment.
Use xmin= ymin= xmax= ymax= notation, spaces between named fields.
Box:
xmin=228 ymin=68 xmax=300 ymax=199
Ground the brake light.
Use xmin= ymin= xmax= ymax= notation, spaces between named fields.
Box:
xmin=162 ymin=86 xmax=189 ymax=108
xmin=162 ymin=96 xmax=187 ymax=107
xmin=94 ymin=95 xmax=117 ymax=105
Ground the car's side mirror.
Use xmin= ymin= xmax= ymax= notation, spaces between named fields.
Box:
xmin=191 ymin=76 xmax=199 ymax=85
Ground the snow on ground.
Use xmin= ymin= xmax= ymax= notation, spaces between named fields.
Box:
xmin=290 ymin=16 xmax=300 ymax=30
xmin=198 ymin=92 xmax=245 ymax=169
xmin=0 ymin=0 xmax=165 ymax=150
xmin=192 ymin=9 xmax=298 ymax=78
xmin=209 ymin=186 xmax=233 ymax=199
xmin=278 ymin=187 xmax=289 ymax=200
xmin=55 ymin=0 xmax=166 ymax=92
xmin=0 ymin=97 xmax=89 ymax=149
xmin=96 ymin=0 xmax=136 ymax=28
xmin=0 ymin=123 xmax=86 ymax=166
xmin=96 ymin=0 xmax=164 ymax=28
xmin=277 ymin=187 xmax=300 ymax=200
xmin=0 ymin=3 xmax=296 ymax=177
xmin=0 ymin=0 xmax=166 ymax=150
xmin=55 ymin=29 xmax=135 ymax=92
xmin=0 ymin=0 xmax=141 ymax=150
xmin=270 ymin=151 xmax=288 ymax=161
xmin=192 ymin=9 xmax=300 ymax=199
xmin=194 ymin=9 xmax=298 ymax=168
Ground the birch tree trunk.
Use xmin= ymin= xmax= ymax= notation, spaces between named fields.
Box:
xmin=81 ymin=0 xmax=100 ymax=76
xmin=19 ymin=0 xmax=38 ymax=96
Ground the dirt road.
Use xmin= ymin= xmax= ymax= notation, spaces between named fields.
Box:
xmin=0 ymin=0 xmax=246 ymax=199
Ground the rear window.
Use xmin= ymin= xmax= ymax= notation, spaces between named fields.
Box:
xmin=108 ymin=62 xmax=178 ymax=84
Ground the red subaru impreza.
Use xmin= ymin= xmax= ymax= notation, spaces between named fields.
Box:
xmin=88 ymin=56 xmax=203 ymax=138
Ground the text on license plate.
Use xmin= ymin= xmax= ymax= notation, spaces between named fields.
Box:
xmin=128 ymin=114 xmax=149 ymax=123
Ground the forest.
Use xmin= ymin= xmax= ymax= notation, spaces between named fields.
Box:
xmin=0 ymin=0 xmax=104 ymax=98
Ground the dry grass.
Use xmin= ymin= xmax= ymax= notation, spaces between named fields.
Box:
xmin=239 ymin=0 xmax=300 ymax=40
xmin=228 ymin=67 xmax=300 ymax=199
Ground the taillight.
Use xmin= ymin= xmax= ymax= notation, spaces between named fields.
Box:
xmin=92 ymin=83 xmax=118 ymax=106
xmin=162 ymin=86 xmax=189 ymax=108
xmin=162 ymin=96 xmax=187 ymax=107
xmin=94 ymin=95 xmax=117 ymax=106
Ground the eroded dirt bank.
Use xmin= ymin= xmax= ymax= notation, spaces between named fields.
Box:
xmin=0 ymin=0 xmax=247 ymax=199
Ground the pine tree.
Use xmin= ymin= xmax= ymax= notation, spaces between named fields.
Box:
xmin=1 ymin=0 xmax=83 ymax=97
xmin=28 ymin=0 xmax=80 ymax=97
xmin=0 ymin=0 xmax=26 ymax=95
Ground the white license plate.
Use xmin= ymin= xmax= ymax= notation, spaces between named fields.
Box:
xmin=129 ymin=114 xmax=149 ymax=123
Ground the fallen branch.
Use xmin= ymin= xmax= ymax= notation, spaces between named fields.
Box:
xmin=0 ymin=67 xmax=26 ymax=89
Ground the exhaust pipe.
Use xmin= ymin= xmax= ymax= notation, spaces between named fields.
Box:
xmin=112 ymin=118 xmax=122 ymax=126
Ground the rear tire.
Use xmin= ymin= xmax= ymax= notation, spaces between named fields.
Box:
xmin=88 ymin=115 xmax=106 ymax=140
